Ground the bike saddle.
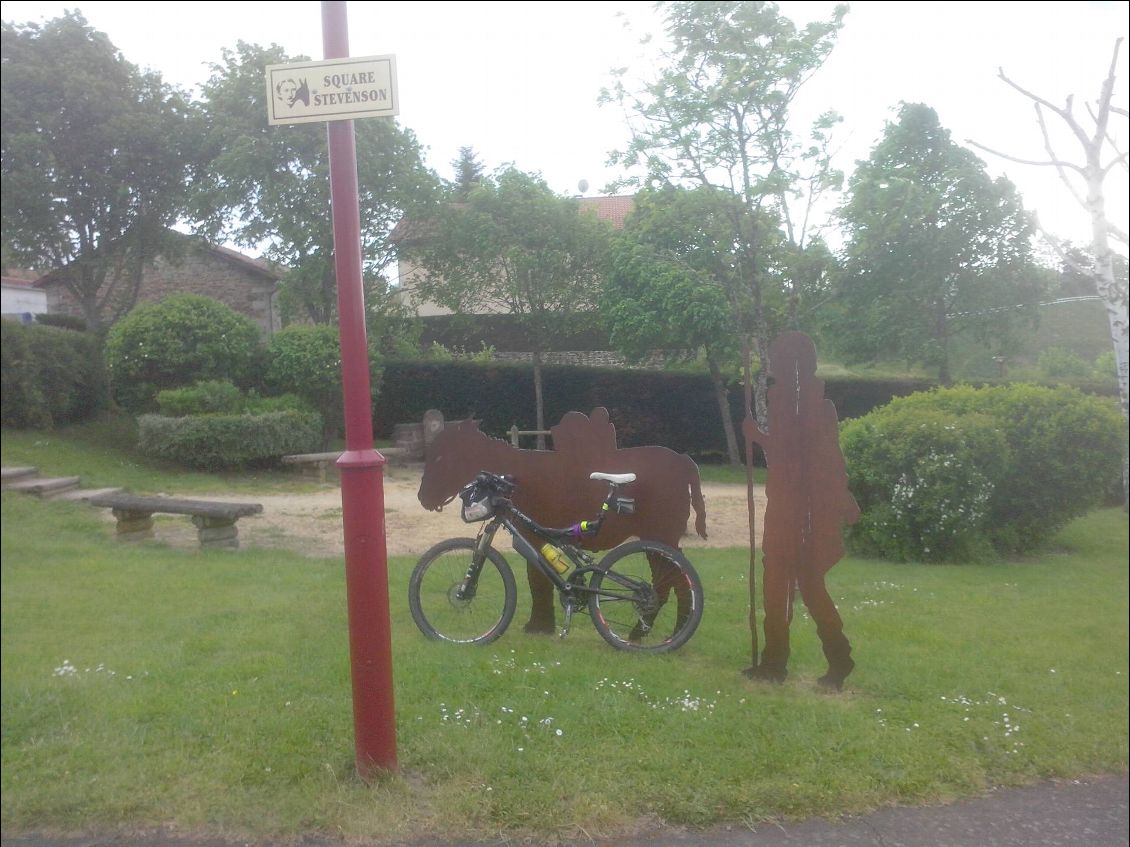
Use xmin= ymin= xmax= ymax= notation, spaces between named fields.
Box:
xmin=589 ymin=472 xmax=636 ymax=484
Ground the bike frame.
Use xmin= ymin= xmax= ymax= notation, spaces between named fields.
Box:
xmin=457 ymin=485 xmax=642 ymax=604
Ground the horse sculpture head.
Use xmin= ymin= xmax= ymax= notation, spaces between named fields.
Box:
xmin=417 ymin=419 xmax=492 ymax=511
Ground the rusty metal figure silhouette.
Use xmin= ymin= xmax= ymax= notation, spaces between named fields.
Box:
xmin=418 ymin=407 xmax=706 ymax=634
xmin=743 ymin=332 xmax=860 ymax=690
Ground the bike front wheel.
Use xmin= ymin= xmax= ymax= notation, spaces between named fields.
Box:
xmin=588 ymin=540 xmax=704 ymax=653
xmin=409 ymin=538 xmax=517 ymax=645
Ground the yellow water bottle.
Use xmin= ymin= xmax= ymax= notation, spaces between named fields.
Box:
xmin=540 ymin=542 xmax=569 ymax=574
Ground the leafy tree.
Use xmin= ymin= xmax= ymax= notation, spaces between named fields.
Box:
xmin=604 ymin=186 xmax=762 ymax=464
xmin=406 ymin=167 xmax=610 ymax=441
xmin=602 ymin=0 xmax=847 ymax=424
xmin=190 ymin=42 xmax=438 ymax=325
xmin=1 ymin=12 xmax=191 ymax=330
xmin=450 ymin=146 xmax=485 ymax=197
xmin=366 ymin=280 xmax=424 ymax=359
xmin=833 ymin=103 xmax=1041 ymax=384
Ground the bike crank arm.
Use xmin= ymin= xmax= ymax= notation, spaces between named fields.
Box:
xmin=558 ymin=603 xmax=574 ymax=640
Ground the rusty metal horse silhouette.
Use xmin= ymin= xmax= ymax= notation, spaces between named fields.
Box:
xmin=743 ymin=331 xmax=860 ymax=690
xmin=418 ymin=407 xmax=707 ymax=633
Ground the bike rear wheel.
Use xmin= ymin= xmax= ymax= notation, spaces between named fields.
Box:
xmin=409 ymin=538 xmax=517 ymax=645
xmin=588 ymin=540 xmax=704 ymax=653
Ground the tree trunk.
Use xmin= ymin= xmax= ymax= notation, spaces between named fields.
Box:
xmin=532 ymin=349 xmax=546 ymax=450
xmin=317 ymin=266 xmax=336 ymax=324
xmin=73 ymin=266 xmax=103 ymax=333
xmin=753 ymin=332 xmax=772 ymax=428
xmin=707 ymin=355 xmax=741 ymax=465
xmin=936 ymin=300 xmax=952 ymax=386
xmin=1085 ymin=162 xmax=1129 ymax=508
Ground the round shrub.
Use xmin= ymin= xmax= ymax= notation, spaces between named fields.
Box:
xmin=842 ymin=407 xmax=1009 ymax=562
xmin=1092 ymin=350 xmax=1116 ymax=381
xmin=265 ymin=325 xmax=383 ymax=440
xmin=265 ymin=325 xmax=343 ymax=405
xmin=842 ymin=383 xmax=1126 ymax=561
xmin=1038 ymin=346 xmax=1090 ymax=379
xmin=104 ymin=295 xmax=261 ymax=412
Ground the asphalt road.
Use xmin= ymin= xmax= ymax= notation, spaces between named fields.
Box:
xmin=2 ymin=772 xmax=1126 ymax=847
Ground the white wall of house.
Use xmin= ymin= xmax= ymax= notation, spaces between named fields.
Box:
xmin=1 ymin=282 xmax=47 ymax=320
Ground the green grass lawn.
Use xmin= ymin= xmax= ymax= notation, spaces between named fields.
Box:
xmin=1 ymin=416 xmax=325 ymax=496
xmin=2 ymin=486 xmax=1126 ymax=844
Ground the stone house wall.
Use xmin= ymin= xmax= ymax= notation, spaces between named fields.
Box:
xmin=40 ymin=242 xmax=281 ymax=337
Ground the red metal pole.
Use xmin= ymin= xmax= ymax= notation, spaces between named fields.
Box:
xmin=321 ymin=0 xmax=397 ymax=777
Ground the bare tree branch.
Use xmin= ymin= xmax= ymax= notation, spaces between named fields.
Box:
xmin=997 ymin=67 xmax=1094 ymax=149
xmin=1036 ymin=103 xmax=1091 ymax=210
xmin=1109 ymin=221 xmax=1130 ymax=247
xmin=1088 ymin=102 xmax=1130 ymax=172
xmin=966 ymin=138 xmax=1085 ymax=172
xmin=1035 ymin=218 xmax=1092 ymax=276
xmin=1103 ymin=151 xmax=1130 ymax=176
xmin=1085 ymin=37 xmax=1123 ymax=161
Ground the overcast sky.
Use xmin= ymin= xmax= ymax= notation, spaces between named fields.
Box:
xmin=2 ymin=0 xmax=1127 ymax=254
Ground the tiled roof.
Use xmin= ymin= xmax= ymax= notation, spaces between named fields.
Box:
xmin=576 ymin=195 xmax=635 ymax=229
xmin=1 ymin=276 xmax=35 ymax=288
xmin=204 ymin=242 xmax=281 ymax=279
xmin=33 ymin=234 xmax=281 ymax=286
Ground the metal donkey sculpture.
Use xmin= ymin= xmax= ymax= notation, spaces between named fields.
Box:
xmin=743 ymin=331 xmax=860 ymax=690
xmin=418 ymin=407 xmax=707 ymax=633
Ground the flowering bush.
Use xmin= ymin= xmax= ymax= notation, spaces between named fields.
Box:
xmin=842 ymin=408 xmax=1007 ymax=562
xmin=842 ymin=384 xmax=1126 ymax=561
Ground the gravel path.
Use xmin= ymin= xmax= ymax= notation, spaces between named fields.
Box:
xmin=102 ymin=464 xmax=765 ymax=558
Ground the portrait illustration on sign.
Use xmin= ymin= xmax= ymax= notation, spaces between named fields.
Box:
xmin=275 ymin=77 xmax=310 ymax=108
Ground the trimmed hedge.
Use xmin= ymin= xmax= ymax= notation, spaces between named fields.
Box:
xmin=374 ymin=360 xmax=935 ymax=457
xmin=155 ymin=380 xmax=315 ymax=418
xmin=156 ymin=380 xmax=244 ymax=416
xmin=136 ymin=410 xmax=323 ymax=470
xmin=418 ymin=313 xmax=611 ymax=353
xmin=842 ymin=384 xmax=1126 ymax=561
xmin=1 ymin=320 xmax=107 ymax=428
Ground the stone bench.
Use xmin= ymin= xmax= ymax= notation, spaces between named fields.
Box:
xmin=88 ymin=493 xmax=263 ymax=549
xmin=281 ymin=451 xmax=343 ymax=483
xmin=281 ymin=448 xmax=414 ymax=482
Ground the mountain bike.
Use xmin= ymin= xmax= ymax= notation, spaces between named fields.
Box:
xmin=408 ymin=470 xmax=704 ymax=653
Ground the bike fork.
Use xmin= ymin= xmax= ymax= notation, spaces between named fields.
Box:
xmin=458 ymin=523 xmax=499 ymax=600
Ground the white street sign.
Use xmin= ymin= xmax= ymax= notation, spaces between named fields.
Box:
xmin=266 ymin=55 xmax=398 ymax=125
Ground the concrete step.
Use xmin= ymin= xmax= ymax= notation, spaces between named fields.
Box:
xmin=50 ymin=486 xmax=126 ymax=503
xmin=4 ymin=476 xmax=82 ymax=497
xmin=1 ymin=466 xmax=39 ymax=486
